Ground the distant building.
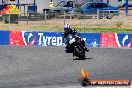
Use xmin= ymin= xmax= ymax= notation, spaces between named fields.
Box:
xmin=1 ymin=0 xmax=118 ymax=13
xmin=103 ymin=0 xmax=118 ymax=7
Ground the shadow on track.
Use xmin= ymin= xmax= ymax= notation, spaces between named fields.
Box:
xmin=73 ymin=57 xmax=92 ymax=60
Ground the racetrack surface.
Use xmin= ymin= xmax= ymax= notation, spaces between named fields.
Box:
xmin=0 ymin=46 xmax=131 ymax=88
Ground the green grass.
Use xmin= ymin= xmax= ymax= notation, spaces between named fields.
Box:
xmin=1 ymin=24 xmax=132 ymax=33
xmin=30 ymin=26 xmax=132 ymax=33
xmin=75 ymin=28 xmax=132 ymax=33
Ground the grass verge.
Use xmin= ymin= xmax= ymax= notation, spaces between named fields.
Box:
xmin=0 ymin=24 xmax=132 ymax=33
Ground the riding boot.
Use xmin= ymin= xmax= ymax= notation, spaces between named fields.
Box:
xmin=84 ymin=47 xmax=89 ymax=52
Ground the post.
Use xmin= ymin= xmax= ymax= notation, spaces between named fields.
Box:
xmin=97 ymin=9 xmax=99 ymax=19
xmin=125 ymin=0 xmax=128 ymax=16
xmin=20 ymin=4 xmax=21 ymax=11
xmin=27 ymin=11 xmax=28 ymax=24
xmin=9 ymin=10 xmax=10 ymax=24
xmin=103 ymin=11 xmax=105 ymax=26
xmin=34 ymin=0 xmax=36 ymax=6
xmin=24 ymin=5 xmax=25 ymax=16
xmin=74 ymin=0 xmax=77 ymax=9
xmin=34 ymin=0 xmax=36 ymax=13
xmin=64 ymin=10 xmax=66 ymax=25
xmin=103 ymin=11 xmax=104 ymax=19
xmin=17 ymin=0 xmax=19 ymax=9
xmin=44 ymin=10 xmax=47 ymax=25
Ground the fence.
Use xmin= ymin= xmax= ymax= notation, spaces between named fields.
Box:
xmin=0 ymin=9 xmax=132 ymax=30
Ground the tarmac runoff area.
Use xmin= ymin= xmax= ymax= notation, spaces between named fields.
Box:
xmin=0 ymin=46 xmax=131 ymax=88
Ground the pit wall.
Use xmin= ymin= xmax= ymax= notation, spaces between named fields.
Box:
xmin=0 ymin=30 xmax=132 ymax=48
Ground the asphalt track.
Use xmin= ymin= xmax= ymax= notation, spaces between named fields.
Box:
xmin=0 ymin=46 xmax=131 ymax=88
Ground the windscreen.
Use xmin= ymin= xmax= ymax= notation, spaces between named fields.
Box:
xmin=56 ymin=1 xmax=66 ymax=7
xmin=81 ymin=2 xmax=91 ymax=8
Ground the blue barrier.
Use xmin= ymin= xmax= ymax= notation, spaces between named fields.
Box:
xmin=22 ymin=31 xmax=65 ymax=46
xmin=115 ymin=33 xmax=132 ymax=48
xmin=0 ymin=30 xmax=131 ymax=48
xmin=21 ymin=31 xmax=100 ymax=46
xmin=0 ymin=30 xmax=9 ymax=45
xmin=80 ymin=33 xmax=100 ymax=47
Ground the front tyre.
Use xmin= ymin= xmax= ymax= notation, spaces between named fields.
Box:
xmin=74 ymin=46 xmax=85 ymax=60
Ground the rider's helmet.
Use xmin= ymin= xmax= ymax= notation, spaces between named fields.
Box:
xmin=64 ymin=24 xmax=70 ymax=31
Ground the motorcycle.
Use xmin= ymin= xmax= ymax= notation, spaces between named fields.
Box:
xmin=63 ymin=34 xmax=87 ymax=60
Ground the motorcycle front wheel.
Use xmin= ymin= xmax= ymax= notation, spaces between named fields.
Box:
xmin=74 ymin=46 xmax=85 ymax=60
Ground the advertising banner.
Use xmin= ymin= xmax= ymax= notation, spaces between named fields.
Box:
xmin=80 ymin=33 xmax=100 ymax=47
xmin=0 ymin=30 xmax=9 ymax=45
xmin=9 ymin=31 xmax=132 ymax=48
xmin=115 ymin=33 xmax=132 ymax=48
xmin=9 ymin=31 xmax=101 ymax=47
xmin=100 ymin=33 xmax=118 ymax=48
xmin=100 ymin=33 xmax=132 ymax=48
xmin=9 ymin=31 xmax=25 ymax=45
xmin=9 ymin=31 xmax=65 ymax=46
xmin=22 ymin=31 xmax=65 ymax=46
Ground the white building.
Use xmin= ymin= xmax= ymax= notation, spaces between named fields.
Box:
xmin=103 ymin=0 xmax=118 ymax=7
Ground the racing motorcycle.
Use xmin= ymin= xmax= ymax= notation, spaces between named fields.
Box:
xmin=63 ymin=34 xmax=87 ymax=60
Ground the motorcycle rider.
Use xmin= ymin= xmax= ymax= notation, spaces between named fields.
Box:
xmin=63 ymin=24 xmax=89 ymax=53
